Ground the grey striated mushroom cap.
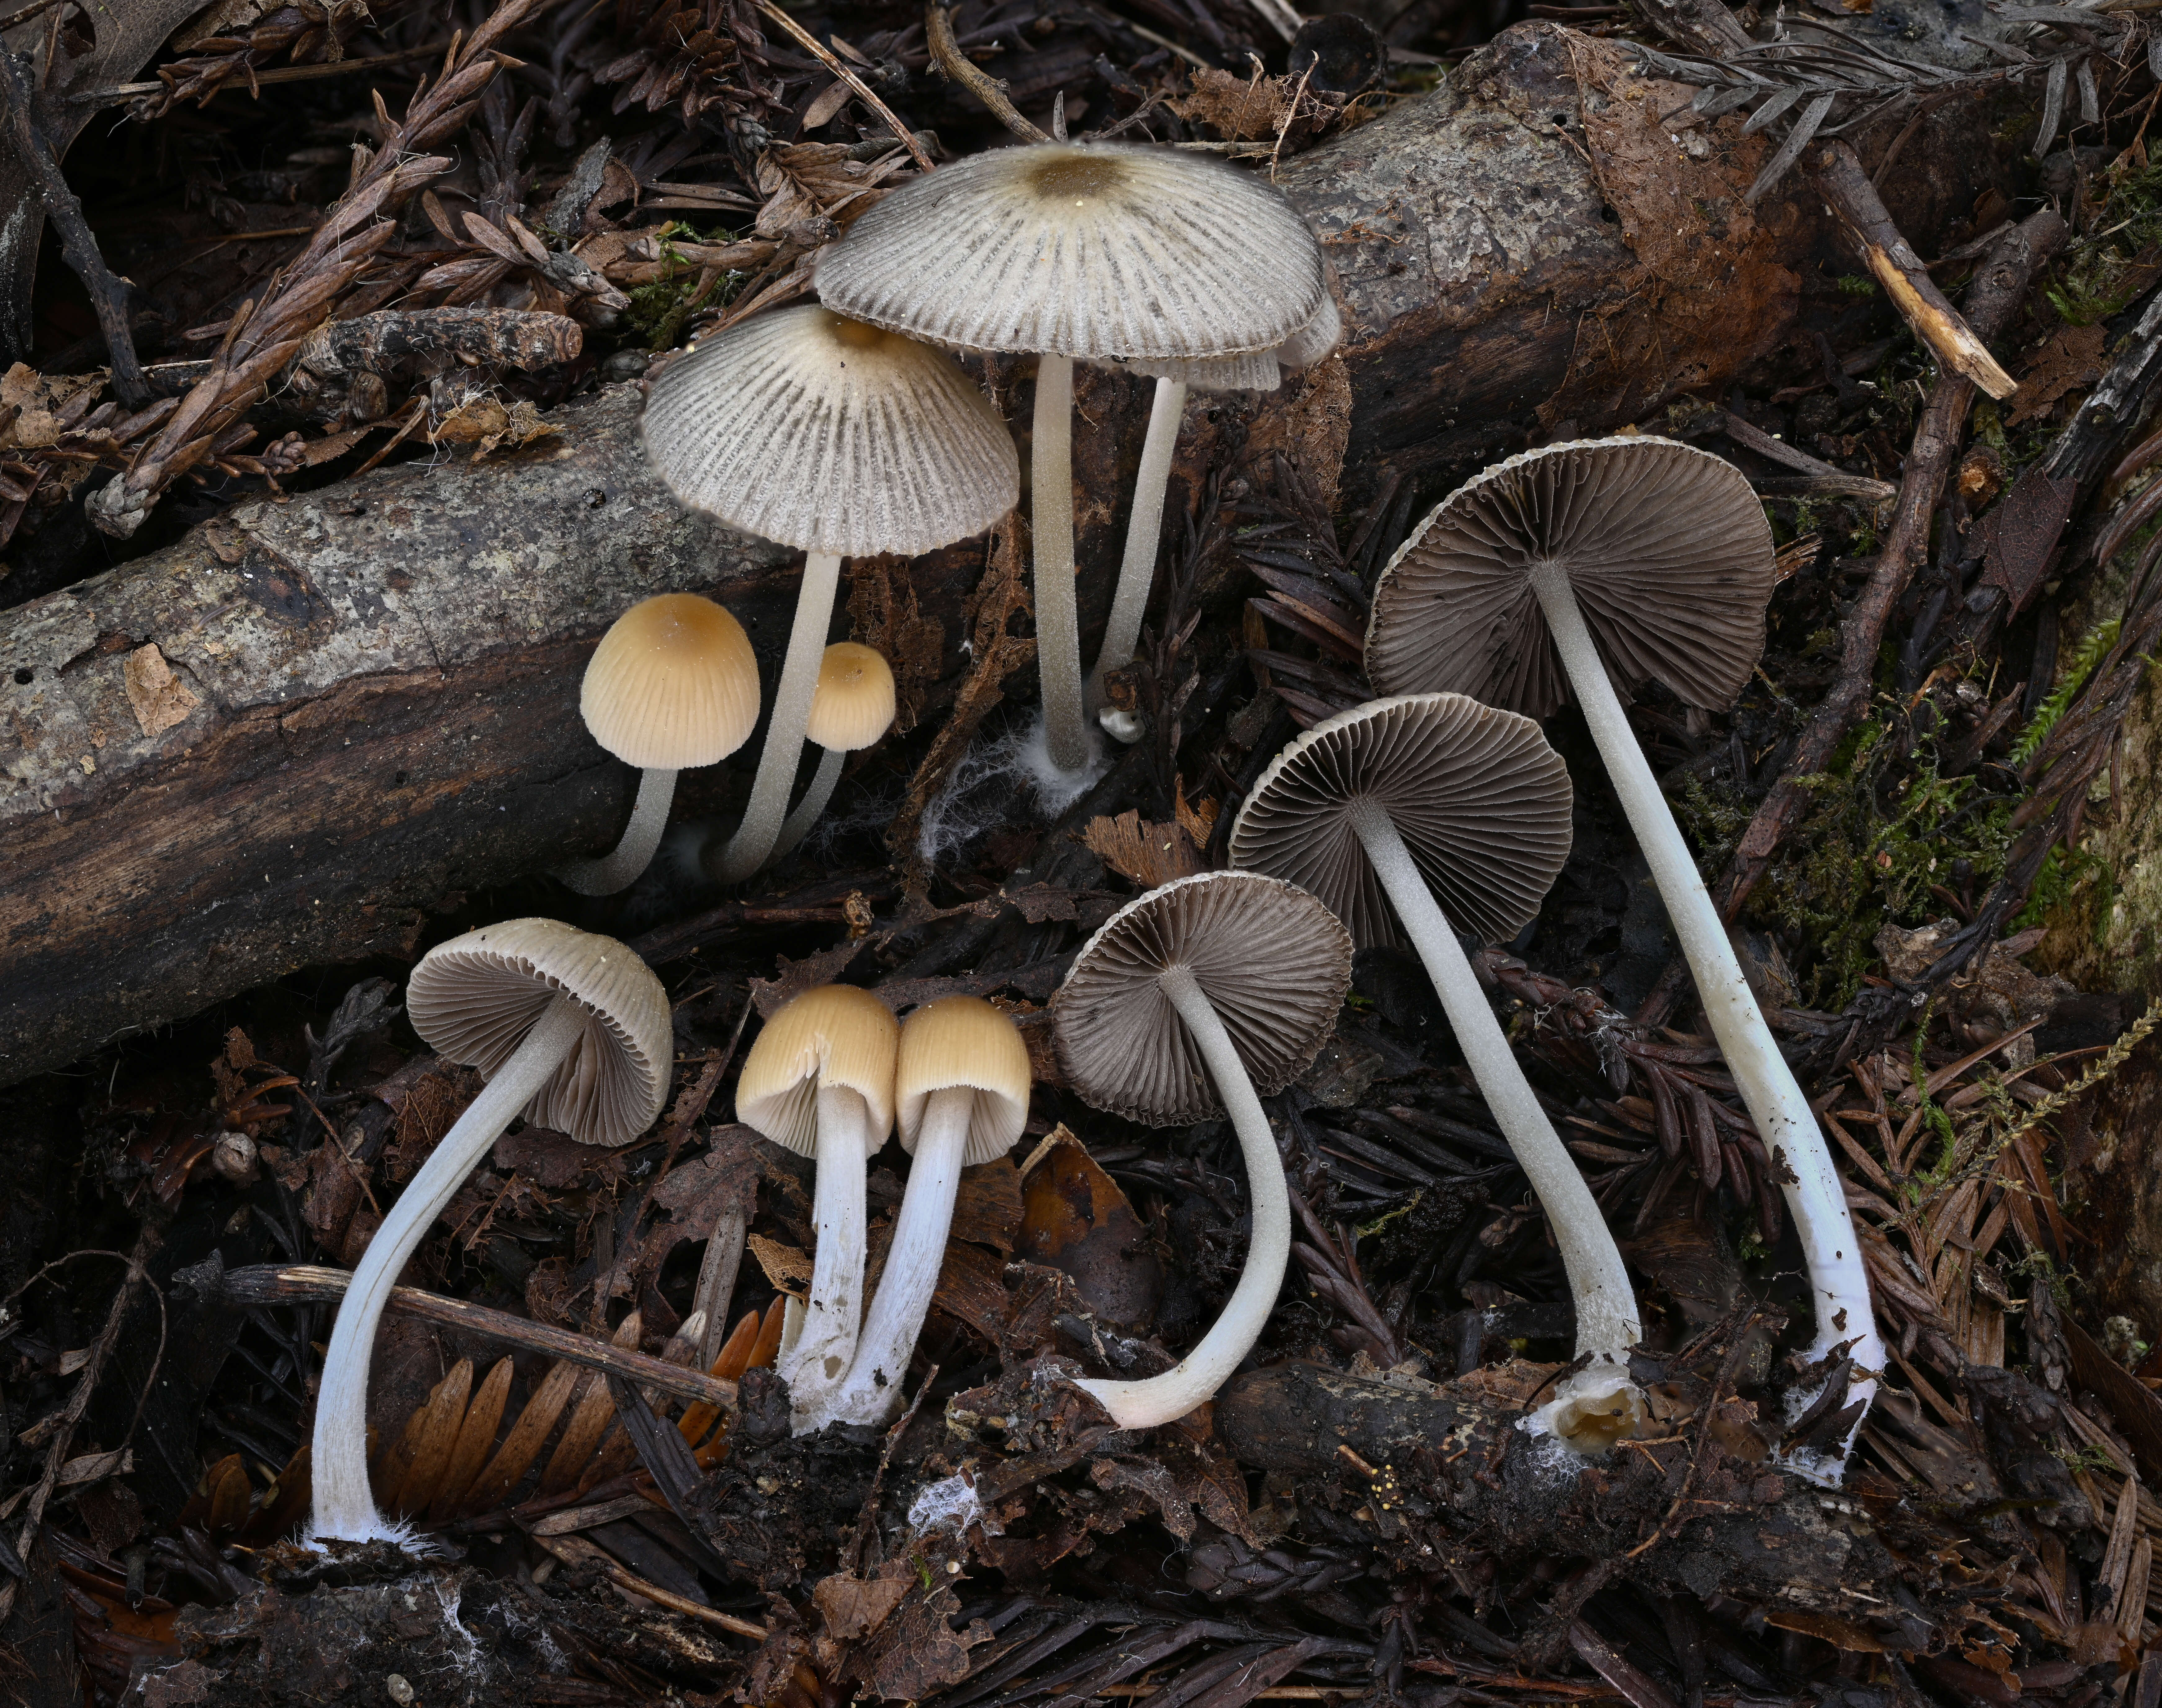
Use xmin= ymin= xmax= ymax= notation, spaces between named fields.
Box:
xmin=407 ymin=918 xmax=672 ymax=1146
xmin=1053 ymin=870 xmax=1351 ymax=1127
xmin=1364 ymin=436 xmax=1776 ymax=718
xmin=1108 ymin=292 xmax=1341 ymax=395
xmin=1229 ymin=694 xmax=1572 ymax=951
xmin=814 ymin=141 xmax=1326 ymax=362
xmin=641 ymin=304 xmax=1019 ymax=558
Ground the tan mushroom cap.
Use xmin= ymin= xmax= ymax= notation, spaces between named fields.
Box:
xmin=806 ymin=643 xmax=897 ymax=753
xmin=581 ymin=593 xmax=761 ymax=770
xmin=1364 ymin=436 xmax=1776 ymax=718
xmin=1229 ymin=694 xmax=1572 ymax=951
xmin=1053 ymin=870 xmax=1351 ymax=1127
xmin=407 ymin=918 xmax=671 ymax=1146
xmin=641 ymin=304 xmax=1020 ymax=558
xmin=736 ymin=983 xmax=900 ymax=1155
xmin=895 ymin=996 xmax=1031 ymax=1164
xmin=814 ymin=142 xmax=1326 ymax=362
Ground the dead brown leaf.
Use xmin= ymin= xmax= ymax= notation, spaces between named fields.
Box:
xmin=813 ymin=1567 xmax=910 ymax=1643
xmin=1017 ymin=1128 xmax=1162 ymax=1330
xmin=122 ymin=644 xmax=201 ymax=739
xmin=2007 ymin=323 xmax=2107 ymax=426
xmin=1083 ymin=809 xmax=1204 ymax=888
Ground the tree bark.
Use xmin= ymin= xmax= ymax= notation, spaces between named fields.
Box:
xmin=0 ymin=21 xmax=2019 ymax=1084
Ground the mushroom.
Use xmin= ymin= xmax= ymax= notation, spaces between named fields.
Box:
xmin=554 ymin=593 xmax=762 ymax=896
xmin=1090 ymin=294 xmax=1344 ymax=744
xmin=1363 ymin=436 xmax=1880 ymax=1472
xmin=640 ymin=304 xmax=1018 ymax=883
xmin=1228 ymin=694 xmax=1644 ymax=1452
xmin=815 ymin=142 xmax=1326 ymax=778
xmin=1052 ymin=871 xmax=1351 ymax=1428
xmin=813 ymin=996 xmax=1031 ymax=1430
xmin=766 ymin=642 xmax=897 ymax=868
xmin=310 ymin=918 xmax=670 ymax=1543
xmin=734 ymin=983 xmax=901 ymax=1426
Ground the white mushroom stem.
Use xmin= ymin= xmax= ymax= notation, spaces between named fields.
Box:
xmin=311 ymin=994 xmax=587 ymax=1543
xmin=1349 ymin=801 xmax=1643 ymax=1433
xmin=1074 ymin=964 xmax=1290 ymax=1429
xmin=555 ymin=767 xmax=679 ymax=896
xmin=1086 ymin=375 xmax=1187 ymax=732
xmin=779 ymin=1083 xmax=872 ymax=1425
xmin=766 ymin=747 xmax=846 ymax=867
xmin=1527 ymin=560 xmax=1881 ymax=1472
xmin=815 ymin=1085 xmax=973 ymax=1429
xmin=1033 ymin=353 xmax=1089 ymax=773
xmin=708 ymin=551 xmax=842 ymax=884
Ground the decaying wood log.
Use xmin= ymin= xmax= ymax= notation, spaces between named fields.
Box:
xmin=1 ymin=22 xmax=2020 ymax=1084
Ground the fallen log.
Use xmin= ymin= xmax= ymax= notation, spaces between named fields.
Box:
xmin=0 ymin=21 xmax=2018 ymax=1083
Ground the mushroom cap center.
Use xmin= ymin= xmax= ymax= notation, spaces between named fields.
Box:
xmin=1028 ymin=153 xmax=1129 ymax=203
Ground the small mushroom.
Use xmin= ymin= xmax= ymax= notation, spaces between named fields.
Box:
xmin=814 ymin=996 xmax=1030 ymax=1430
xmin=734 ymin=984 xmax=901 ymax=1427
xmin=311 ymin=919 xmax=670 ymax=1543
xmin=641 ymin=305 xmax=1018 ymax=882
xmin=766 ymin=642 xmax=897 ymax=868
xmin=1092 ymin=294 xmax=1343 ymax=744
xmin=816 ymin=142 xmax=1325 ymax=778
xmin=554 ymin=593 xmax=761 ymax=896
xmin=1229 ymin=694 xmax=1644 ymax=1451
xmin=1053 ymin=871 xmax=1350 ymax=1427
xmin=1364 ymin=437 xmax=1880 ymax=1474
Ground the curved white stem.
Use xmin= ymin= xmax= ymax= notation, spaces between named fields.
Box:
xmin=1352 ymin=802 xmax=1643 ymax=1420
xmin=767 ymin=747 xmax=846 ymax=867
xmin=1528 ymin=561 xmax=1881 ymax=1474
xmin=782 ymin=1083 xmax=871 ymax=1430
xmin=708 ymin=551 xmax=843 ymax=884
xmin=816 ymin=1085 xmax=973 ymax=1429
xmin=1087 ymin=376 xmax=1187 ymax=735
xmin=555 ymin=766 xmax=679 ymax=896
xmin=1032 ymin=353 xmax=1088 ymax=772
xmin=1074 ymin=964 xmax=1290 ymax=1428
xmin=310 ymin=995 xmax=586 ymax=1542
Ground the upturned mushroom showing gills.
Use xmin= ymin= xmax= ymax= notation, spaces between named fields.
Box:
xmin=766 ymin=642 xmax=897 ymax=868
xmin=1052 ymin=871 xmax=1351 ymax=1428
xmin=815 ymin=142 xmax=1325 ymax=778
xmin=1091 ymin=294 xmax=1343 ymax=744
xmin=814 ymin=996 xmax=1030 ymax=1430
xmin=1229 ymin=694 xmax=1645 ymax=1453
xmin=640 ymin=304 xmax=1018 ymax=883
xmin=1363 ymin=437 xmax=1881 ymax=1476
xmin=554 ymin=593 xmax=761 ymax=896
xmin=733 ymin=984 xmax=900 ymax=1427
xmin=310 ymin=919 xmax=669 ymax=1544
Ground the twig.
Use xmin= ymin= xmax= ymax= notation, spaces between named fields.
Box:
xmin=0 ymin=1226 xmax=160 ymax=1626
xmin=67 ymin=43 xmax=447 ymax=107
xmin=533 ymin=1531 xmax=767 ymax=1637
xmin=754 ymin=0 xmax=937 ymax=170
xmin=0 ymin=48 xmax=146 ymax=407
xmin=924 ymin=3 xmax=1047 ymax=142
xmin=223 ymin=1263 xmax=739 ymax=1411
xmin=1626 ymin=1315 xmax=1758 ymax=1559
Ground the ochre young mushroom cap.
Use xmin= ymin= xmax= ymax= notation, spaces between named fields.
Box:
xmin=406 ymin=918 xmax=672 ymax=1146
xmin=1228 ymin=694 xmax=1573 ymax=952
xmin=814 ymin=142 xmax=1325 ymax=361
xmin=1364 ymin=436 xmax=1776 ymax=719
xmin=1053 ymin=870 xmax=1350 ymax=1127
xmin=581 ymin=593 xmax=761 ymax=770
xmin=806 ymin=643 xmax=897 ymax=753
xmin=640 ymin=304 xmax=1019 ymax=558
xmin=895 ymin=996 xmax=1031 ymax=1165
xmin=736 ymin=983 xmax=900 ymax=1154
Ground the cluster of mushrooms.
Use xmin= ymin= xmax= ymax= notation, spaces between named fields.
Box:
xmin=303 ymin=140 xmax=1883 ymax=1548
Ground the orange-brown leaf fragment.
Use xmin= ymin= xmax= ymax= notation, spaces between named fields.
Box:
xmin=122 ymin=644 xmax=201 ymax=738
xmin=1017 ymin=1128 xmax=1161 ymax=1329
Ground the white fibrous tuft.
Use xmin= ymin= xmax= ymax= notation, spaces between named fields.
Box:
xmin=907 ymin=1472 xmax=995 ymax=1536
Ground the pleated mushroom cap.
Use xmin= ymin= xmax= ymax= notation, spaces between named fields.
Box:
xmin=641 ymin=304 xmax=1019 ymax=558
xmin=815 ymin=142 xmax=1326 ymax=361
xmin=580 ymin=593 xmax=761 ymax=770
xmin=736 ymin=983 xmax=900 ymax=1155
xmin=1229 ymin=694 xmax=1572 ymax=951
xmin=1365 ymin=436 xmax=1776 ymax=719
xmin=407 ymin=918 xmax=671 ymax=1146
xmin=1277 ymin=294 xmax=1343 ymax=371
xmin=806 ymin=643 xmax=897 ymax=753
xmin=895 ymin=996 xmax=1032 ymax=1164
xmin=1053 ymin=871 xmax=1351 ymax=1127
xmin=1119 ymin=347 xmax=1281 ymax=395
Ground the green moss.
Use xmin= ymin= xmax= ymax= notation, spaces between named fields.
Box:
xmin=624 ymin=220 xmax=749 ymax=351
xmin=2012 ymin=615 xmax=2121 ymax=766
xmin=2045 ymin=158 xmax=2162 ymax=326
xmin=1835 ymin=274 xmax=1878 ymax=298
